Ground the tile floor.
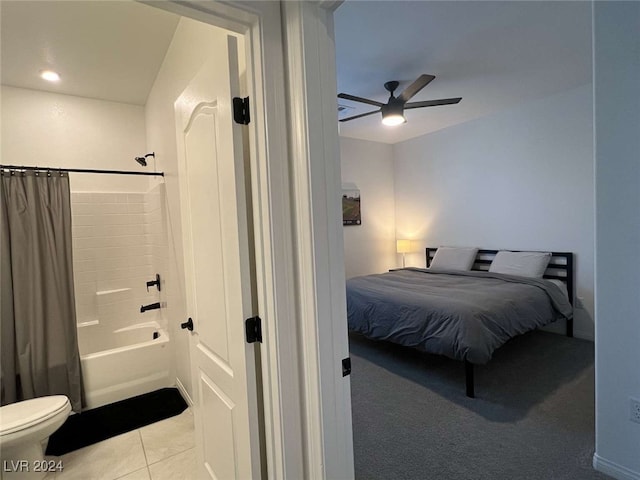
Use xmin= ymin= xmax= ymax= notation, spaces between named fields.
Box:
xmin=44 ymin=408 xmax=196 ymax=480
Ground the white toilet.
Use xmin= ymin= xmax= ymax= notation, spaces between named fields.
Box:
xmin=0 ymin=396 xmax=71 ymax=480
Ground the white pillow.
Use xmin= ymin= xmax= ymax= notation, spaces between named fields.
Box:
xmin=488 ymin=251 xmax=551 ymax=278
xmin=429 ymin=246 xmax=478 ymax=271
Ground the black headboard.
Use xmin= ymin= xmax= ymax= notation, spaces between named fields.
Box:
xmin=425 ymin=248 xmax=575 ymax=307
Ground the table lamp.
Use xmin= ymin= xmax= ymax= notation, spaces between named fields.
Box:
xmin=396 ymin=239 xmax=412 ymax=268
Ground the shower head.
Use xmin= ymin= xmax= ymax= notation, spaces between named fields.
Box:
xmin=135 ymin=152 xmax=155 ymax=167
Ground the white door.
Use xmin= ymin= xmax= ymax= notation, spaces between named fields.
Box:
xmin=174 ymin=34 xmax=262 ymax=479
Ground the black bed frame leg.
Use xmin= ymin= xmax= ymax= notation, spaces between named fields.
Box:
xmin=567 ymin=318 xmax=574 ymax=338
xmin=465 ymin=361 xmax=475 ymax=398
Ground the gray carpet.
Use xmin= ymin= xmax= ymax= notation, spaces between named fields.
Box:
xmin=349 ymin=331 xmax=611 ymax=480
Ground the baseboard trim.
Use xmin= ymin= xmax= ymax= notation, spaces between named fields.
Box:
xmin=175 ymin=377 xmax=194 ymax=407
xmin=593 ymin=453 xmax=640 ymax=480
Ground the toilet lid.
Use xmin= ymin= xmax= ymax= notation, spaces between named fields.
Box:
xmin=0 ymin=395 xmax=70 ymax=436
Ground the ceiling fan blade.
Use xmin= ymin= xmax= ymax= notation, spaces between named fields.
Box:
xmin=339 ymin=109 xmax=381 ymax=122
xmin=338 ymin=93 xmax=384 ymax=107
xmin=404 ymin=97 xmax=462 ymax=109
xmin=398 ymin=74 xmax=436 ymax=103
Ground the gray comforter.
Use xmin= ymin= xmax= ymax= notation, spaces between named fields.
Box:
xmin=346 ymin=268 xmax=573 ymax=364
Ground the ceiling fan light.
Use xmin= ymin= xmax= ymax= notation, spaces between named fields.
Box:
xmin=382 ymin=113 xmax=406 ymax=126
xmin=381 ymin=98 xmax=406 ymax=126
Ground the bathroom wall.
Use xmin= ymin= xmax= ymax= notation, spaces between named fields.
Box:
xmin=0 ymin=86 xmax=150 ymax=193
xmin=1 ymin=85 xmax=172 ymax=338
xmin=70 ymin=188 xmax=167 ymax=333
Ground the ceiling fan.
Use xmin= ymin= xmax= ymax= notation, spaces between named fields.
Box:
xmin=338 ymin=74 xmax=462 ymax=126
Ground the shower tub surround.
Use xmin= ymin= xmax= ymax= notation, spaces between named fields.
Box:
xmin=70 ymin=186 xmax=172 ymax=408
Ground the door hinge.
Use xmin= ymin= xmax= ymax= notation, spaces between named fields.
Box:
xmin=342 ymin=357 xmax=351 ymax=377
xmin=245 ymin=316 xmax=262 ymax=343
xmin=233 ymin=96 xmax=250 ymax=125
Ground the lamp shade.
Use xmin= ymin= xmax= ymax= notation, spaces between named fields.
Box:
xmin=396 ymin=239 xmax=412 ymax=254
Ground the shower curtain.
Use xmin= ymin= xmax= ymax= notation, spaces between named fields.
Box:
xmin=1 ymin=170 xmax=83 ymax=411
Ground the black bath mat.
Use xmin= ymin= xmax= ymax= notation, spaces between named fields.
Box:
xmin=45 ymin=387 xmax=188 ymax=456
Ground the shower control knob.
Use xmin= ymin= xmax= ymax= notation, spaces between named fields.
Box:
xmin=181 ymin=318 xmax=194 ymax=331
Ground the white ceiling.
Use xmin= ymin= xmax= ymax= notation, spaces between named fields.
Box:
xmin=334 ymin=1 xmax=592 ymax=144
xmin=1 ymin=1 xmax=592 ymax=143
xmin=1 ymin=1 xmax=180 ymax=105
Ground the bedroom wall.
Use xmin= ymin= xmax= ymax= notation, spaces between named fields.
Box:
xmin=392 ymin=84 xmax=595 ymax=340
xmin=0 ymin=86 xmax=149 ymax=193
xmin=340 ymin=137 xmax=396 ymax=278
xmin=593 ymin=2 xmax=640 ymax=478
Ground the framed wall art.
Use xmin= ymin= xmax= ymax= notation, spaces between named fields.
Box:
xmin=342 ymin=188 xmax=361 ymax=226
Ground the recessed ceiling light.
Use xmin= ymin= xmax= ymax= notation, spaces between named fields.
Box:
xmin=40 ymin=70 xmax=61 ymax=82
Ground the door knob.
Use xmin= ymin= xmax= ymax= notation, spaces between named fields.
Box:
xmin=181 ymin=318 xmax=194 ymax=331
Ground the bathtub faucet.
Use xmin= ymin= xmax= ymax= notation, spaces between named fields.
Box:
xmin=146 ymin=274 xmax=161 ymax=292
xmin=140 ymin=302 xmax=161 ymax=313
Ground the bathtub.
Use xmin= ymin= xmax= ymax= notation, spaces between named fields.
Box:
xmin=77 ymin=321 xmax=171 ymax=409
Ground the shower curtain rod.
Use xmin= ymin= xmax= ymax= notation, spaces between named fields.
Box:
xmin=0 ymin=165 xmax=164 ymax=177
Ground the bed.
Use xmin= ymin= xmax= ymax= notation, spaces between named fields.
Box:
xmin=346 ymin=248 xmax=574 ymax=397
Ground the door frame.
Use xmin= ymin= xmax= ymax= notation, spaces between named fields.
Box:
xmin=280 ymin=2 xmax=354 ymax=479
xmin=142 ymin=1 xmax=353 ymax=479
